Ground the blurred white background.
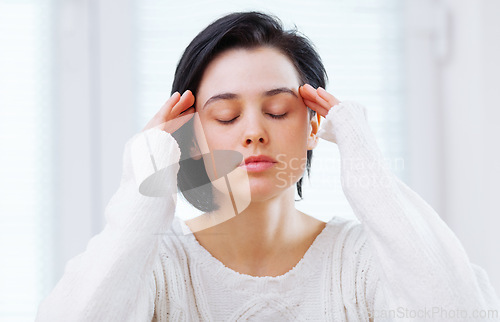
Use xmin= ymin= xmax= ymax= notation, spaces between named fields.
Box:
xmin=0 ymin=0 xmax=499 ymax=320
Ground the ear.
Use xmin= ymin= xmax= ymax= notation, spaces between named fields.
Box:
xmin=306 ymin=113 xmax=321 ymax=150
xmin=189 ymin=139 xmax=203 ymax=160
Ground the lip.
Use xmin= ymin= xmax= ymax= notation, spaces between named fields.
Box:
xmin=238 ymin=155 xmax=277 ymax=172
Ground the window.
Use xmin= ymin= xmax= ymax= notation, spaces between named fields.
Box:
xmin=0 ymin=1 xmax=54 ymax=320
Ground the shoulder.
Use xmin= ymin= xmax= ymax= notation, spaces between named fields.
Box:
xmin=322 ymin=216 xmax=381 ymax=315
xmin=323 ymin=216 xmax=371 ymax=255
xmin=325 ymin=216 xmax=378 ymax=269
xmin=151 ymin=217 xmax=200 ymax=314
xmin=323 ymin=216 xmax=380 ymax=278
xmin=157 ymin=216 xmax=194 ymax=258
xmin=152 ymin=217 xmax=195 ymax=287
xmin=320 ymin=216 xmax=379 ymax=282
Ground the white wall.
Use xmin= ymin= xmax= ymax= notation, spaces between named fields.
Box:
xmin=53 ymin=0 xmax=95 ymax=282
xmin=405 ymin=0 xmax=500 ymax=295
xmin=52 ymin=0 xmax=136 ymax=281
xmin=440 ymin=0 xmax=500 ymax=294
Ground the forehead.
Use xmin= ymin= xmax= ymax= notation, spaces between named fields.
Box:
xmin=197 ymin=47 xmax=301 ymax=99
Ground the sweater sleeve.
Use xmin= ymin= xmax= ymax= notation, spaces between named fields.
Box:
xmin=317 ymin=101 xmax=500 ymax=321
xmin=35 ymin=128 xmax=181 ymax=322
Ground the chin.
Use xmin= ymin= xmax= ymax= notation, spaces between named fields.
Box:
xmin=247 ymin=181 xmax=293 ymax=201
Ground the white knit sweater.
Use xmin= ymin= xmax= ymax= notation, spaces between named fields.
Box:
xmin=35 ymin=101 xmax=500 ymax=321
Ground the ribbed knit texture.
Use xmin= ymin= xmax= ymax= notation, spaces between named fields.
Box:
xmin=36 ymin=101 xmax=500 ymax=321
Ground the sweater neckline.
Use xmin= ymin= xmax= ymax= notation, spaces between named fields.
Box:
xmin=174 ymin=216 xmax=338 ymax=293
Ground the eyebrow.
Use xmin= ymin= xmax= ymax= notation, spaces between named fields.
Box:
xmin=202 ymin=87 xmax=298 ymax=109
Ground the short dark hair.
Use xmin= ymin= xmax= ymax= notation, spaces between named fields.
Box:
xmin=171 ymin=11 xmax=327 ymax=212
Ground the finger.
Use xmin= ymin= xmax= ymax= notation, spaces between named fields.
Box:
xmin=161 ymin=109 xmax=195 ymax=133
xmin=180 ymin=106 xmax=195 ymax=115
xmin=299 ymin=84 xmax=317 ymax=101
xmin=311 ymin=90 xmax=331 ymax=111
xmin=157 ymin=92 xmax=196 ymax=133
xmin=155 ymin=92 xmax=181 ymax=118
xmin=303 ymin=98 xmax=328 ymax=117
xmin=171 ymin=90 xmax=195 ymax=116
xmin=300 ymin=85 xmax=328 ymax=116
xmin=142 ymin=92 xmax=191 ymax=132
xmin=317 ymin=87 xmax=341 ymax=108
xmin=300 ymin=84 xmax=331 ymax=111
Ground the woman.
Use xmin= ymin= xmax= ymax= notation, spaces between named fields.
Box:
xmin=36 ymin=12 xmax=499 ymax=321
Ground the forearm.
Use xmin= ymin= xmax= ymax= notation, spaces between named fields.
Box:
xmin=36 ymin=228 xmax=162 ymax=321
xmin=319 ymin=101 xmax=500 ymax=314
xmin=36 ymin=129 xmax=181 ymax=321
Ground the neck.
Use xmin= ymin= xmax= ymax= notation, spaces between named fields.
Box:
xmin=186 ymin=185 xmax=311 ymax=267
xmin=217 ymin=186 xmax=302 ymax=254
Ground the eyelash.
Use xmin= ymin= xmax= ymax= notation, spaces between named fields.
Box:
xmin=217 ymin=113 xmax=287 ymax=125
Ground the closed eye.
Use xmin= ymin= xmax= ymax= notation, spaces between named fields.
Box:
xmin=217 ymin=113 xmax=287 ymax=125
xmin=217 ymin=116 xmax=239 ymax=125
xmin=268 ymin=113 xmax=287 ymax=119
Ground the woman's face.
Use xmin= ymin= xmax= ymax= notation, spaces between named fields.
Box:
xmin=193 ymin=46 xmax=318 ymax=202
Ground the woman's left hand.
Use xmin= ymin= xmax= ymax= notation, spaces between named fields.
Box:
xmin=299 ymin=83 xmax=341 ymax=117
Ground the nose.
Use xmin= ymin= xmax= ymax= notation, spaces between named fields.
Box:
xmin=242 ymin=113 xmax=268 ymax=146
xmin=245 ymin=136 xmax=265 ymax=145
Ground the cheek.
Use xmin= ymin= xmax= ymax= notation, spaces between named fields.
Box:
xmin=192 ymin=115 xmax=215 ymax=155
xmin=283 ymin=114 xmax=310 ymax=145
xmin=195 ymin=122 xmax=231 ymax=151
xmin=275 ymin=124 xmax=309 ymax=172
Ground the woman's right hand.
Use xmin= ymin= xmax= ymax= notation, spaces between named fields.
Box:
xmin=141 ymin=90 xmax=196 ymax=133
